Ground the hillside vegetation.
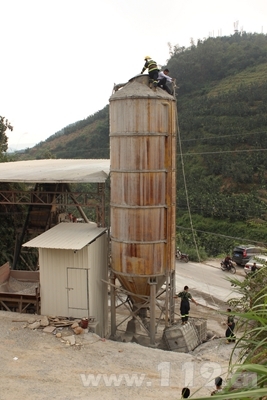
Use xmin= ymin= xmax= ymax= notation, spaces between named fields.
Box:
xmin=10 ymin=32 xmax=267 ymax=259
xmin=21 ymin=106 xmax=110 ymax=160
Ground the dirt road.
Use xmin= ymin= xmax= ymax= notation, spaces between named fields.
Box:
xmin=0 ymin=297 xmax=235 ymax=400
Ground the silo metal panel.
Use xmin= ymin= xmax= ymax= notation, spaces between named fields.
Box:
xmin=109 ymin=77 xmax=176 ymax=299
xmin=111 ymin=172 xmax=166 ymax=206
xmin=111 ymin=207 xmax=166 ymax=241
xmin=111 ymin=241 xmax=165 ymax=275
xmin=111 ymin=136 xmax=166 ymax=170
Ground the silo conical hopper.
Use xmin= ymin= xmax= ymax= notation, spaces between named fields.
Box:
xmin=109 ymin=75 xmax=176 ymax=308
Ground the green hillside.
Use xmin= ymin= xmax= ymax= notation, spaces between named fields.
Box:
xmin=207 ymin=63 xmax=267 ymax=96
xmin=11 ymin=32 xmax=267 ymax=259
xmin=20 ymin=106 xmax=110 ymax=160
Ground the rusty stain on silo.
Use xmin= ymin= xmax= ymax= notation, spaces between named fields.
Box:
xmin=109 ymin=75 xmax=176 ymax=304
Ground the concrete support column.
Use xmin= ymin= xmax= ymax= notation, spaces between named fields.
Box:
xmin=149 ymin=278 xmax=157 ymax=346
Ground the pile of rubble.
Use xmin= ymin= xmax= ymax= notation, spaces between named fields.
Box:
xmin=13 ymin=315 xmax=100 ymax=346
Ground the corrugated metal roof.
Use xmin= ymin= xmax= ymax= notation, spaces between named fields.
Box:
xmin=0 ymin=159 xmax=110 ymax=183
xmin=22 ymin=223 xmax=107 ymax=250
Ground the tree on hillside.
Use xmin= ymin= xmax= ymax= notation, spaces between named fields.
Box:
xmin=0 ymin=116 xmax=13 ymax=157
xmin=168 ymin=33 xmax=267 ymax=95
xmin=0 ymin=116 xmax=19 ymax=267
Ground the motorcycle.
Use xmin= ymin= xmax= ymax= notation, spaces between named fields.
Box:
xmin=220 ymin=260 xmax=236 ymax=274
xmin=176 ymin=248 xmax=189 ymax=263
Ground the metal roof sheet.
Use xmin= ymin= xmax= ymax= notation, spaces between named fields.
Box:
xmin=0 ymin=159 xmax=110 ymax=183
xmin=22 ymin=222 xmax=107 ymax=250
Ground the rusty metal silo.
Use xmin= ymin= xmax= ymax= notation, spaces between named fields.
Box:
xmin=109 ymin=75 xmax=176 ymax=343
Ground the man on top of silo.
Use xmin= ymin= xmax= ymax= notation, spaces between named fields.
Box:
xmin=141 ymin=56 xmax=159 ymax=88
xmin=157 ymin=68 xmax=173 ymax=95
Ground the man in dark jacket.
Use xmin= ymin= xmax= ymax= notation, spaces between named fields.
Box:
xmin=225 ymin=308 xmax=235 ymax=343
xmin=224 ymin=255 xmax=232 ymax=270
xmin=176 ymin=285 xmax=198 ymax=324
xmin=251 ymin=262 xmax=257 ymax=274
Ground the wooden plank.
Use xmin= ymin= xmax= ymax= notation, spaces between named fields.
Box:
xmin=43 ymin=326 xmax=56 ymax=333
xmin=0 ymin=291 xmax=41 ymax=315
xmin=0 ymin=300 xmax=11 ymax=311
xmin=10 ymin=270 xmax=39 ymax=282
xmin=50 ymin=321 xmax=73 ymax=327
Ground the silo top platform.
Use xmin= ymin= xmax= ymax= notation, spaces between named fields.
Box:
xmin=111 ymin=75 xmax=175 ymax=100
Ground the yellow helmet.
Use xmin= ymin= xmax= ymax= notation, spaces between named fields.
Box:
xmin=144 ymin=55 xmax=151 ymax=60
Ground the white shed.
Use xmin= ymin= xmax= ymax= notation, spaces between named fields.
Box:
xmin=23 ymin=222 xmax=109 ymax=337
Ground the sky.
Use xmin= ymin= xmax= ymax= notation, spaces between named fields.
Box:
xmin=1 ymin=0 xmax=267 ymax=151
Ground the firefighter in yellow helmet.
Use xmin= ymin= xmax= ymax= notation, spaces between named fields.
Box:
xmin=141 ymin=56 xmax=159 ymax=87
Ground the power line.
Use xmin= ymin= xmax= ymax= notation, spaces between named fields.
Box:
xmin=177 ymin=148 xmax=267 ymax=156
xmin=176 ymin=225 xmax=267 ymax=246
xmin=176 ymin=106 xmax=201 ymax=262
xmin=180 ymin=130 xmax=267 ymax=142
xmin=18 ymin=146 xmax=267 ymax=157
xmin=16 ymin=130 xmax=267 ymax=157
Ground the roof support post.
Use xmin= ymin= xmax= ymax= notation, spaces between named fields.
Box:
xmin=65 ymin=184 xmax=89 ymax=223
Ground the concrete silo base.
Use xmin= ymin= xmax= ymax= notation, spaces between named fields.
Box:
xmin=126 ymin=318 xmax=140 ymax=334
xmin=109 ymin=270 xmax=176 ymax=346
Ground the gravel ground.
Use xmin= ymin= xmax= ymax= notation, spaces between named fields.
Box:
xmin=5 ymin=276 xmax=38 ymax=294
xmin=0 ymin=305 xmax=237 ymax=400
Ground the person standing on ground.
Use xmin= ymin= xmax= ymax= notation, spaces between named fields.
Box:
xmin=141 ymin=56 xmax=159 ymax=87
xmin=157 ymin=68 xmax=173 ymax=94
xmin=176 ymin=285 xmax=198 ymax=324
xmin=251 ymin=262 xmax=257 ymax=274
xmin=225 ymin=308 xmax=235 ymax=343
xmin=211 ymin=376 xmax=223 ymax=395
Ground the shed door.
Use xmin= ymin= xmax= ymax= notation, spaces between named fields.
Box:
xmin=67 ymin=268 xmax=88 ymax=312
